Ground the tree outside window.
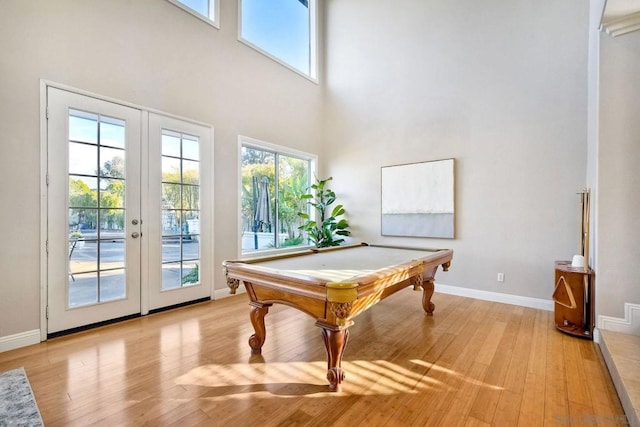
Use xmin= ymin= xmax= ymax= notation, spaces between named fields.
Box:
xmin=240 ymin=140 xmax=315 ymax=253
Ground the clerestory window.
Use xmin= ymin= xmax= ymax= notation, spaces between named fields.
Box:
xmin=239 ymin=0 xmax=317 ymax=81
xmin=168 ymin=0 xmax=219 ymax=28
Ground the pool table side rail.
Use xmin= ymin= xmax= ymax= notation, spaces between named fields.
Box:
xmin=223 ymin=264 xmax=330 ymax=299
xmin=224 ymin=242 xmax=449 ymax=267
xmin=228 ymin=242 xmax=369 ymax=266
xmin=222 ymin=246 xmax=453 ymax=303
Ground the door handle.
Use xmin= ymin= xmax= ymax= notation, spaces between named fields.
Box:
xmin=131 ymin=232 xmax=140 ymax=238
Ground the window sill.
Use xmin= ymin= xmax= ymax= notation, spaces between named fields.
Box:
xmin=166 ymin=0 xmax=220 ymax=29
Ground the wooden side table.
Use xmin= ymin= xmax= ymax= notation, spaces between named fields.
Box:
xmin=552 ymin=260 xmax=595 ymax=339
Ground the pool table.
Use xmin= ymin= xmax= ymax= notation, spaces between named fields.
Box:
xmin=223 ymin=242 xmax=453 ymax=391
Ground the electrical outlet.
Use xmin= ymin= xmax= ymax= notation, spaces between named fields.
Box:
xmin=497 ymin=273 xmax=505 ymax=282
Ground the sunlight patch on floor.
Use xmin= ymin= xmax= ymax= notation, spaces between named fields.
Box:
xmin=174 ymin=359 xmax=456 ymax=400
xmin=410 ymin=359 xmax=504 ymax=390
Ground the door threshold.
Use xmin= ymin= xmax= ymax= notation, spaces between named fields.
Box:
xmin=148 ymin=297 xmax=211 ymax=315
xmin=47 ymin=313 xmax=142 ymax=339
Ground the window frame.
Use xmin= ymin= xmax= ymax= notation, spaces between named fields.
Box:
xmin=166 ymin=0 xmax=220 ymax=29
xmin=237 ymin=0 xmax=318 ymax=82
xmin=237 ymin=135 xmax=317 ymax=257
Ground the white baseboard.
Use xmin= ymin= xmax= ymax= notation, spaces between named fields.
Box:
xmin=435 ymin=283 xmax=554 ymax=312
xmin=598 ymin=303 xmax=640 ymax=335
xmin=0 ymin=329 xmax=41 ymax=353
xmin=213 ymin=286 xmax=246 ymax=300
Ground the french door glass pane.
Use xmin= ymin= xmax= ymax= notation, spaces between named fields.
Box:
xmin=99 ymin=179 xmax=125 ymax=208
xmin=99 ymin=117 xmax=125 ymax=149
xmin=67 ymin=109 xmax=128 ymax=308
xmin=184 ymin=210 xmax=200 ymax=241
xmin=99 ymin=147 xmax=125 ymax=177
xmin=69 ymin=111 xmax=98 ymax=144
xmin=162 ymin=157 xmax=181 ymax=182
xmin=100 ymin=269 xmax=126 ymax=302
xmin=162 ymin=183 xmax=182 ymax=210
xmin=162 ymin=209 xmax=181 ymax=236
xmin=183 ymin=160 xmax=199 ymax=182
xmin=162 ymin=238 xmax=181 ymax=263
xmin=69 ymin=273 xmax=98 ymax=308
xmin=182 ymin=136 xmax=199 ymax=160
xmin=162 ymin=132 xmax=181 ymax=157
xmin=182 ymin=261 xmax=199 ymax=285
xmin=69 ymin=177 xmax=98 ymax=208
xmin=162 ymin=262 xmax=182 ymax=290
xmin=69 ymin=240 xmax=97 ymax=274
xmin=99 ymin=239 xmax=125 ymax=270
xmin=161 ymin=130 xmax=200 ymax=290
xmin=99 ymin=208 xmax=125 ymax=237
xmin=182 ymin=184 xmax=199 ymax=209
xmin=69 ymin=143 xmax=97 ymax=175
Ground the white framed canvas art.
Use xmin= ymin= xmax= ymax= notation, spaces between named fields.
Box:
xmin=381 ymin=158 xmax=455 ymax=238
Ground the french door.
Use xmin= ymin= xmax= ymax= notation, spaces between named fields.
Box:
xmin=47 ymin=88 xmax=142 ymax=333
xmin=46 ymin=88 xmax=212 ymax=334
xmin=146 ymin=113 xmax=213 ymax=311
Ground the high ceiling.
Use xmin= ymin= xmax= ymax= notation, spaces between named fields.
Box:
xmin=603 ymin=0 xmax=640 ymax=20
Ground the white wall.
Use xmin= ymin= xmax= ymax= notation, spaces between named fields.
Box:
xmin=323 ymin=0 xmax=590 ymax=300
xmin=597 ymin=30 xmax=640 ymax=318
xmin=0 ymin=0 xmax=324 ymax=338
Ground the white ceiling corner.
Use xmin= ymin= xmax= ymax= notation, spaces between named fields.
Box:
xmin=600 ymin=0 xmax=640 ymax=36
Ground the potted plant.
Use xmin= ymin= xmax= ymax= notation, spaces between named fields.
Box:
xmin=298 ymin=176 xmax=351 ymax=248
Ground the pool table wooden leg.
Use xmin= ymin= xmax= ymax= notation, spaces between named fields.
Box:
xmin=248 ymin=302 xmax=271 ymax=354
xmin=320 ymin=327 xmax=349 ymax=392
xmin=422 ymin=278 xmax=436 ymax=316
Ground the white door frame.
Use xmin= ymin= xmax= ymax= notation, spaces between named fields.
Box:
xmin=39 ymin=80 xmax=215 ymax=341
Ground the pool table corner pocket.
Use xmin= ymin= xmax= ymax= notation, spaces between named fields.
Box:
xmin=326 ymin=282 xmax=358 ymax=326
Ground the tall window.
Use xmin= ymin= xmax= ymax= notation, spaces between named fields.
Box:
xmin=239 ymin=0 xmax=317 ymax=80
xmin=240 ymin=137 xmax=316 ymax=254
xmin=168 ymin=0 xmax=219 ymax=27
xmin=161 ymin=130 xmax=200 ymax=289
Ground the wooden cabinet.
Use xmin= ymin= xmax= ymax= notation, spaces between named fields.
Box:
xmin=552 ymin=261 xmax=595 ymax=339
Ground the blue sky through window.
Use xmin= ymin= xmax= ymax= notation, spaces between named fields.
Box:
xmin=241 ymin=0 xmax=311 ymax=75
xmin=176 ymin=0 xmax=210 ymax=19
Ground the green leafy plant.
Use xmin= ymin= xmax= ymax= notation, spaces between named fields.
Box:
xmin=182 ymin=264 xmax=199 ymax=285
xmin=281 ymin=235 xmax=304 ymax=247
xmin=298 ymin=176 xmax=351 ymax=248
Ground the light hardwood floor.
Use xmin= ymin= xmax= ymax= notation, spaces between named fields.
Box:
xmin=0 ymin=292 xmax=627 ymax=426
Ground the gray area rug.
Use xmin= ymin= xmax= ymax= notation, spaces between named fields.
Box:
xmin=0 ymin=368 xmax=44 ymax=427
